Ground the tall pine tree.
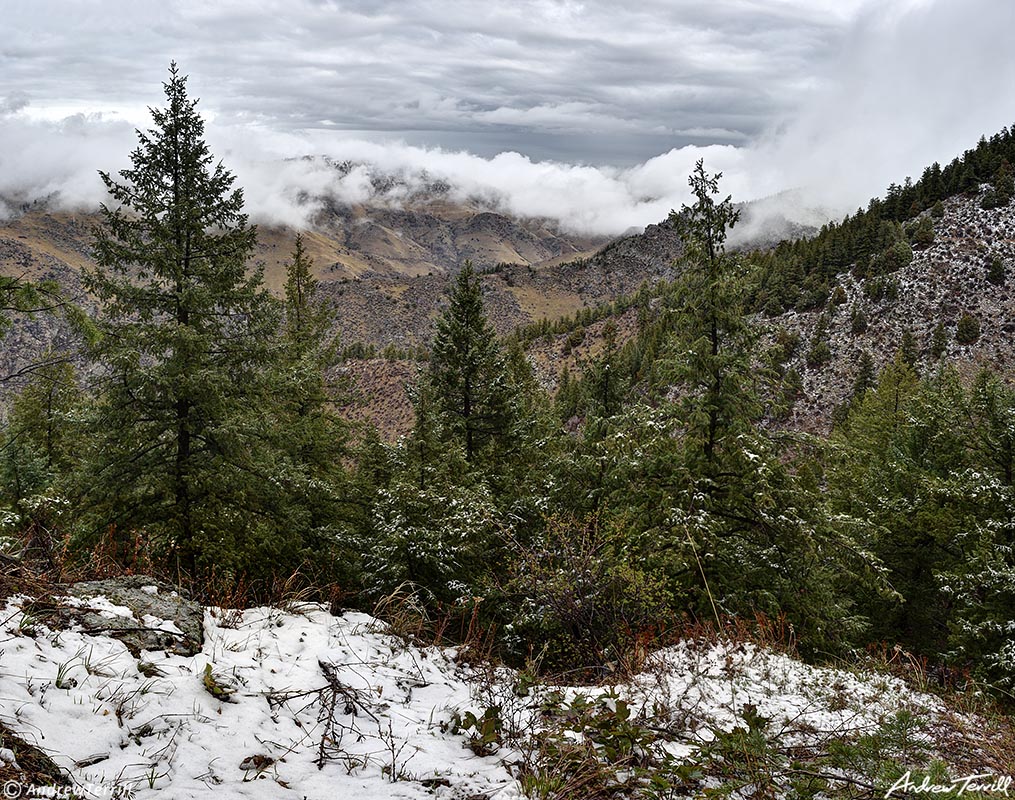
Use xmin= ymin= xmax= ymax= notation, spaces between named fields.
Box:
xmin=666 ymin=160 xmax=759 ymax=473
xmin=270 ymin=234 xmax=352 ymax=576
xmin=645 ymin=162 xmax=886 ymax=650
xmin=427 ymin=261 xmax=513 ymax=464
xmin=79 ymin=64 xmax=281 ymax=577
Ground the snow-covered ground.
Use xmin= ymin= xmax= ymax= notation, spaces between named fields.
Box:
xmin=0 ymin=591 xmax=961 ymax=798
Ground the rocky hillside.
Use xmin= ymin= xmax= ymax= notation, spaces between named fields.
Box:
xmin=0 ymin=196 xmax=686 ymax=415
xmin=0 ymin=184 xmax=820 ymax=384
xmin=0 ymin=221 xmax=88 ymax=391
xmin=0 ymin=200 xmax=605 ymax=292
xmin=330 ymin=219 xmax=688 ymax=436
xmin=0 ymin=197 xmax=607 ymax=396
xmin=326 ymin=217 xmax=685 ymax=349
xmin=774 ymin=188 xmax=1015 ymax=431
xmin=477 ymin=187 xmax=1015 ymax=440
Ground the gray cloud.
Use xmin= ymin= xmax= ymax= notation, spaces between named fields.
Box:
xmin=2 ymin=0 xmax=855 ymax=161
xmin=753 ymin=0 xmax=1015 ymax=210
xmin=0 ymin=93 xmax=30 ymax=116
xmin=1 ymin=0 xmax=1012 ymax=234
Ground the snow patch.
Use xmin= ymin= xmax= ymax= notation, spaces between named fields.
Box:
xmin=0 ymin=595 xmax=959 ymax=799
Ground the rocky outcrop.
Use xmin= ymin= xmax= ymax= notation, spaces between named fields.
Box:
xmin=770 ymin=190 xmax=1015 ymax=431
xmin=62 ymin=576 xmax=204 ymax=656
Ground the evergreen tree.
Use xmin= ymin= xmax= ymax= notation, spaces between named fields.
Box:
xmin=588 ymin=319 xmax=624 ymax=418
xmin=781 ymin=366 xmax=804 ymax=410
xmin=1 ymin=356 xmax=81 ymax=484
xmin=0 ymin=358 xmax=82 ymax=569
xmin=850 ymin=305 xmax=868 ymax=336
xmin=427 ymin=261 xmax=513 ymax=464
xmin=900 ymin=328 xmax=919 ymax=368
xmin=931 ymin=322 xmax=948 ymax=359
xmin=666 ymin=161 xmax=757 ymax=469
xmin=912 ymin=215 xmax=935 ymax=248
xmin=270 ymin=234 xmax=353 ymax=578
xmin=994 ymin=158 xmax=1014 ymax=203
xmin=0 ymin=278 xmax=63 ymax=346
xmin=79 ymin=64 xmax=283 ymax=578
xmin=829 ymin=364 xmax=1015 ymax=658
xmin=807 ymin=314 xmax=833 ymax=369
xmin=986 ymin=254 xmax=1006 ymax=286
xmin=852 ymin=350 xmax=877 ymax=401
xmin=645 ymin=163 xmax=884 ymax=651
xmin=968 ymin=369 xmax=1015 ymax=486
xmin=555 ymin=365 xmax=580 ymax=422
xmin=276 ymin=234 xmax=344 ymax=451
xmin=281 ymin=235 xmax=334 ymax=366
xmin=956 ymin=313 xmax=981 ymax=344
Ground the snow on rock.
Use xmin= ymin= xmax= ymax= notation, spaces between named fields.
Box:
xmin=773 ymin=191 xmax=1015 ymax=431
xmin=65 ymin=576 xmax=205 ymax=656
xmin=0 ymin=746 xmax=18 ymax=768
xmin=0 ymin=595 xmax=953 ymax=799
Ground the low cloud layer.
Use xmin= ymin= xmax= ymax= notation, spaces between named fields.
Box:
xmin=1 ymin=0 xmax=1013 ymax=235
xmin=0 ymin=115 xmax=755 ymax=234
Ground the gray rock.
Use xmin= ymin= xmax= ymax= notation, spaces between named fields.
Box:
xmin=64 ymin=576 xmax=204 ymax=656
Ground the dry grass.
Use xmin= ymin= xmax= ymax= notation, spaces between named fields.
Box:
xmin=0 ymin=557 xmax=59 ymax=605
xmin=370 ymin=582 xmax=498 ymax=662
xmin=506 ymin=285 xmax=584 ymax=322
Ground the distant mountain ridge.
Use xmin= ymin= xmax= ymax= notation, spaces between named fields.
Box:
xmin=13 ymin=159 xmax=1014 ymax=444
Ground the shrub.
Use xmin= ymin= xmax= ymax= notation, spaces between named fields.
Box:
xmin=505 ymin=515 xmax=672 ymax=674
xmin=806 ymin=340 xmax=832 ymax=369
xmin=981 ymin=190 xmax=1003 ymax=210
xmin=912 ymin=216 xmax=935 ymax=248
xmin=955 ymin=313 xmax=981 ymax=345
xmin=768 ymin=328 xmax=800 ymax=365
xmin=870 ymin=241 xmax=913 ymax=275
xmin=366 ymin=479 xmax=499 ymax=607
xmin=864 ymin=275 xmax=899 ymax=303
xmin=518 ymin=690 xmax=677 ymax=800
xmin=987 ymin=255 xmax=1005 ymax=286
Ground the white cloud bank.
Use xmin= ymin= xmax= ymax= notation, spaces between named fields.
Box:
xmin=0 ymin=110 xmax=756 ymax=234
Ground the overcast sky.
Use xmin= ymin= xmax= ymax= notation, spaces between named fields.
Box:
xmin=2 ymin=0 xmax=1014 ymax=233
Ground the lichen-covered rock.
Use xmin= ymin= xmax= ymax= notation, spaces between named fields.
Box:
xmin=63 ymin=576 xmax=203 ymax=656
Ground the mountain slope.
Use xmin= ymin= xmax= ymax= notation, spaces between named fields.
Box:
xmin=774 ymin=189 xmax=1015 ymax=431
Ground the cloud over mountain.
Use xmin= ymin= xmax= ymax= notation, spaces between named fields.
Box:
xmin=1 ymin=0 xmax=1013 ymax=234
